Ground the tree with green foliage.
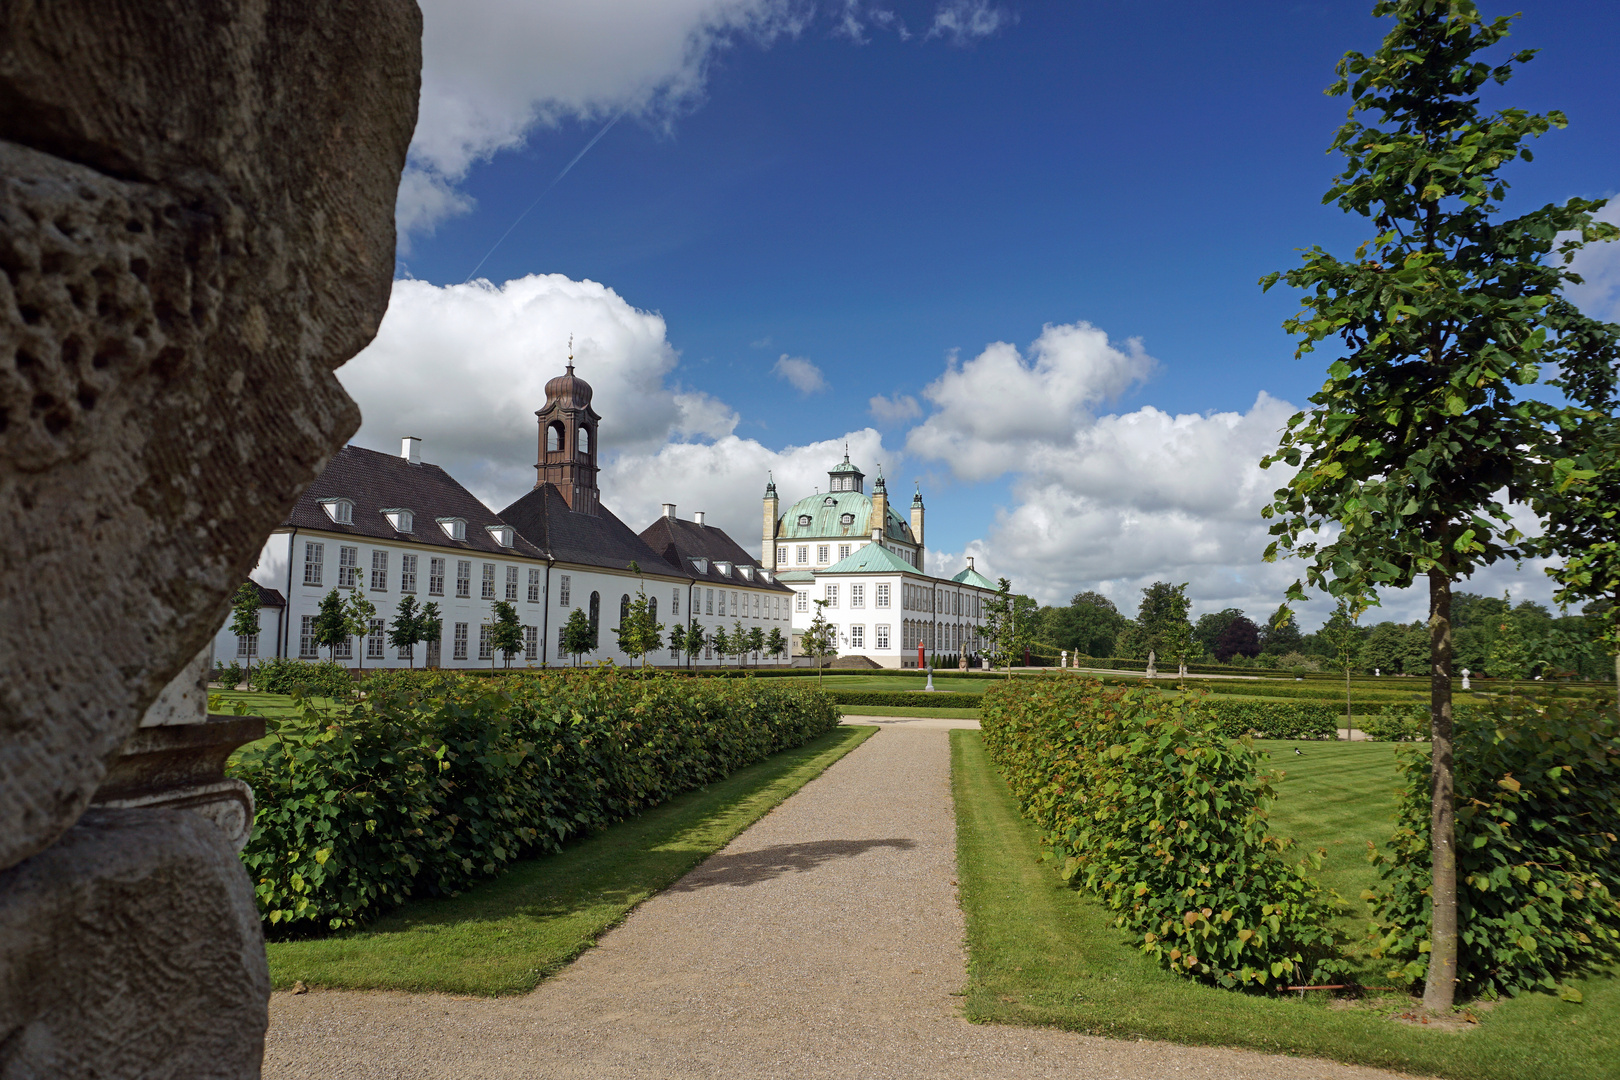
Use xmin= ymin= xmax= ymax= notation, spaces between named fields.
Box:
xmin=387 ymin=594 xmax=423 ymax=669
xmin=227 ymin=583 xmax=262 ymax=675
xmin=489 ymin=600 xmax=524 ymax=668
xmin=731 ymin=620 xmax=749 ymax=667
xmin=667 ymin=622 xmax=687 ymax=668
xmin=1257 ymin=0 xmax=1617 ymax=1011
xmin=982 ymin=578 xmax=1035 ymax=677
xmin=418 ymin=602 xmax=443 ymax=668
xmin=1134 ymin=581 xmax=1193 ymax=679
xmin=1064 ymin=591 xmax=1128 ymax=658
xmin=1261 ymin=604 xmax=1304 ymax=655
xmin=614 ymin=569 xmax=664 ymax=670
xmin=765 ymin=626 xmax=786 ymax=666
xmin=1487 ymin=591 xmax=1531 ymax=683
xmin=686 ymin=622 xmax=707 ymax=666
xmin=712 ymin=625 xmax=731 ymax=668
xmin=1194 ymin=608 xmax=1244 ymax=659
xmin=747 ymin=625 xmax=765 ymax=666
xmin=561 ymin=606 xmax=594 ymax=667
xmin=1319 ymin=599 xmax=1366 ymax=741
xmin=343 ymin=591 xmax=377 ymax=672
xmin=802 ymin=599 xmax=838 ymax=684
xmin=312 ymin=588 xmax=351 ymax=664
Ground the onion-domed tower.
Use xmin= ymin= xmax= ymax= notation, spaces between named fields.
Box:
xmin=535 ymin=354 xmax=601 ymax=514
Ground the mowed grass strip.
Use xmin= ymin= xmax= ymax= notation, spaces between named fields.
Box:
xmin=841 ymin=705 xmax=983 ymax=720
xmin=951 ymin=730 xmax=1618 ymax=1080
xmin=267 ymin=725 xmax=876 ymax=996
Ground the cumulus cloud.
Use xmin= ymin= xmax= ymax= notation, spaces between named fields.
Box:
xmin=869 ymin=393 xmax=922 ymax=423
xmin=1566 ymin=198 xmax=1620 ymax=323
xmin=928 ymin=0 xmax=1012 ymax=43
xmin=906 ymin=321 xmax=1155 ymax=481
xmin=338 ymin=274 xmax=735 ymax=506
xmin=773 ymin=354 xmax=829 ymax=395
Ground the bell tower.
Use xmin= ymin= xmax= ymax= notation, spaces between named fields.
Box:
xmin=534 ymin=345 xmax=601 ymax=514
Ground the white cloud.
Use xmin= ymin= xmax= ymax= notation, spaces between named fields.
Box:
xmin=1566 ymin=198 xmax=1620 ymax=323
xmin=338 ymin=274 xmax=735 ymax=507
xmin=773 ymin=354 xmax=829 ymax=395
xmin=906 ymin=320 xmax=1155 ymax=482
xmin=928 ymin=0 xmax=1012 ymax=44
xmin=869 ymin=392 xmax=922 ymax=423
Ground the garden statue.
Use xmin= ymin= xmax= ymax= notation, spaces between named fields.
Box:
xmin=1146 ymin=649 xmax=1157 ymax=678
xmin=0 ymin=3 xmax=420 ymax=1075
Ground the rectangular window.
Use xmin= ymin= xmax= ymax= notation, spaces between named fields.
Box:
xmin=825 ymin=584 xmax=839 ymax=607
xmin=796 ymin=591 xmax=808 ymax=612
xmin=559 ymin=574 xmax=572 ymax=607
xmin=303 ymin=541 xmax=324 ymax=586
xmin=452 ymin=623 xmax=468 ymax=660
xmin=236 ymin=633 xmax=258 ymax=658
xmin=838 ymin=544 xmax=851 ymax=560
xmin=730 ymin=590 xmax=739 ymax=616
xmin=429 ymin=557 xmax=445 ymax=596
xmin=400 ymin=553 xmax=417 ymax=593
xmin=338 ymin=545 xmax=358 ymax=588
xmin=397 ymin=640 xmax=413 ymax=662
xmin=704 ymin=639 xmax=712 ymax=660
xmin=505 ymin=565 xmax=519 ymax=601
xmin=558 ymin=625 xmax=567 ymax=657
xmin=481 ymin=563 xmax=496 ymax=599
xmin=672 ymin=589 xmax=680 ymax=617
xmin=850 ymin=625 xmax=864 ymax=649
xmin=851 ymin=584 xmax=865 ymax=609
xmin=796 ymin=546 xmax=808 ymax=565
xmin=479 ymin=624 xmax=492 ymax=660
xmin=776 ymin=546 xmax=788 ymax=565
xmin=876 ymin=583 xmax=890 ymax=608
xmin=524 ymin=625 xmax=538 ymax=661
xmin=299 ymin=615 xmax=316 ymax=659
xmin=367 ymin=618 xmax=385 ymax=659
xmin=816 ymin=545 xmax=829 ymax=564
xmin=528 ymin=568 xmax=541 ymax=603
xmin=753 ymin=593 xmax=760 ymax=617
xmin=370 ymin=550 xmax=388 ymax=591
xmin=706 ymin=589 xmax=714 ymax=615
xmin=876 ymin=624 xmax=890 ymax=650
xmin=334 ymin=636 xmax=351 ymax=660
xmin=775 ymin=596 xmax=782 ymax=619
xmin=456 ymin=560 xmax=471 ymax=598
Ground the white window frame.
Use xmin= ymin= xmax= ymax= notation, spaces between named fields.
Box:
xmin=838 ymin=544 xmax=851 ymax=560
xmin=453 ymin=622 xmax=468 ymax=660
xmin=796 ymin=591 xmax=808 ymax=612
xmin=876 ymin=583 xmax=890 ymax=608
xmin=672 ymin=589 xmax=681 ymax=617
xmin=876 ymin=624 xmax=890 ymax=650
xmin=524 ymin=625 xmax=538 ymax=661
xmin=706 ymin=589 xmax=714 ymax=615
xmin=298 ymin=615 xmax=316 ymax=659
xmin=367 ymin=618 xmax=385 ymax=659
xmin=796 ymin=545 xmax=808 ymax=565
xmin=479 ymin=624 xmax=492 ymax=660
xmin=816 ymin=545 xmax=829 ymax=564
xmin=338 ymin=545 xmax=358 ymax=588
xmin=303 ymin=541 xmax=324 ymax=586
xmin=370 ymin=550 xmax=388 ymax=592
xmin=559 ymin=574 xmax=571 ymax=607
xmin=730 ymin=590 xmax=739 ymax=616
xmin=400 ymin=553 xmax=417 ymax=594
xmin=528 ymin=568 xmax=541 ymax=603
xmin=456 ymin=559 xmax=472 ymax=598
xmin=506 ymin=564 xmax=519 ymax=601
xmin=776 ymin=546 xmax=788 ymax=565
xmin=851 ymin=584 xmax=865 ymax=609
xmin=236 ymin=633 xmax=258 ymax=658
xmin=850 ymin=624 xmax=864 ymax=649
xmin=429 ymin=557 xmax=445 ymax=596
xmin=481 ymin=562 xmax=496 ymax=600
xmin=825 ymin=584 xmax=839 ymax=608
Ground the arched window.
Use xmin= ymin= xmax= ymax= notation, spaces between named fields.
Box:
xmin=589 ymin=592 xmax=600 ymax=646
xmin=578 ymin=426 xmax=592 ymax=455
xmin=648 ymin=596 xmax=657 ymax=622
xmin=620 ymin=593 xmax=630 ymax=626
xmin=546 ymin=421 xmax=564 ymax=452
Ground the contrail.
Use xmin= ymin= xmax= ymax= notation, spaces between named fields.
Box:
xmin=462 ymin=108 xmax=627 ymax=285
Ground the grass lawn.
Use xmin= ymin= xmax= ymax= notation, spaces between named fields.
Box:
xmin=951 ymin=729 xmax=1618 ymax=1080
xmin=266 ymin=725 xmax=875 ymax=996
xmin=811 ymin=673 xmax=993 ymax=694
xmin=840 ymin=705 xmax=983 ymax=720
xmin=207 ymin=689 xmax=345 ymax=718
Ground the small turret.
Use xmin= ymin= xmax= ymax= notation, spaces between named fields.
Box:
xmin=910 ymin=482 xmax=925 ymax=566
xmin=870 ymin=464 xmax=888 ymax=547
xmin=762 ymin=471 xmax=779 ymax=569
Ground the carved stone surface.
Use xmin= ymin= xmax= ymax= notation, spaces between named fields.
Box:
xmin=0 ymin=1 xmax=422 ymax=869
xmin=0 ymin=808 xmax=271 ymax=1077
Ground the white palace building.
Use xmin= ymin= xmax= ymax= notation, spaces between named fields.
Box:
xmin=213 ymin=365 xmax=999 ymax=671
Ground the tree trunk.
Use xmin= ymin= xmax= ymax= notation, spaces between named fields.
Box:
xmin=1422 ymin=568 xmax=1459 ymax=1013
xmin=1345 ymin=664 xmax=1351 ymax=742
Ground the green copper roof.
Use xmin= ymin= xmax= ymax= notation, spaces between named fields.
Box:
xmin=822 ymin=543 xmax=919 ymax=575
xmin=776 ymin=490 xmax=916 ymax=544
xmin=950 ymin=565 xmax=995 ymax=589
xmin=829 ymin=459 xmax=861 ymax=474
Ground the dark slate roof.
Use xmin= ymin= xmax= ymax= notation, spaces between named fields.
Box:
xmin=498 ymin=483 xmax=680 ymax=576
xmin=242 ymin=581 xmax=286 ymax=608
xmin=287 ymin=445 xmax=547 ymax=560
xmin=639 ymin=515 xmax=794 ymax=593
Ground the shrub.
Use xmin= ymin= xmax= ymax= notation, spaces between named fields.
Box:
xmin=231 ymin=668 xmax=840 ymax=935
xmin=249 ymin=657 xmax=357 ymax=702
xmin=824 ymin=689 xmax=981 ymax=709
xmin=981 ymin=676 xmax=1347 ymax=990
xmin=213 ymin=660 xmax=247 ymax=689
xmin=1367 ymin=693 xmax=1620 ymax=999
xmin=1196 ymin=698 xmax=1340 ymax=740
xmin=1359 ymin=706 xmax=1427 ymax=742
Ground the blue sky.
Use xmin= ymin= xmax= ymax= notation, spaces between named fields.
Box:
xmin=344 ymin=0 xmax=1620 ymax=627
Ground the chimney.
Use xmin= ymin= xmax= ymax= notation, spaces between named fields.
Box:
xmin=662 ymin=503 xmax=676 ymax=519
xmin=693 ymin=511 xmax=705 ymax=526
xmin=967 ymin=556 xmax=975 ymax=570
xmin=401 ymin=436 xmax=421 ymax=465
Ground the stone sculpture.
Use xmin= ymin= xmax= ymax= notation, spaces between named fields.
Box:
xmin=0 ymin=2 xmax=420 ymax=1074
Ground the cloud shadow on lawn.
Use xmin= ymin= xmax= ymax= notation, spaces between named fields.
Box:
xmin=668 ymin=838 xmax=915 ymax=892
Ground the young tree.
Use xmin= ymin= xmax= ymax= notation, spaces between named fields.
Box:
xmin=982 ymin=578 xmax=1035 ymax=677
xmin=227 ymin=583 xmax=262 ymax=677
xmin=802 ymin=599 xmax=838 ymax=685
xmin=765 ymin=626 xmax=787 ymax=666
xmin=1134 ymin=582 xmax=1193 ymax=679
xmin=1258 ymin=1 xmax=1617 ymax=1012
xmin=1319 ymin=598 xmax=1366 ymax=741
xmin=686 ymin=622 xmax=707 ymax=666
xmin=312 ymin=587 xmax=350 ymax=664
xmin=489 ymin=600 xmax=524 ymax=669
xmin=667 ymin=622 xmax=688 ymax=668
xmin=747 ymin=625 xmax=766 ymax=666
xmin=615 ymin=585 xmax=664 ymax=671
xmin=387 ymin=594 xmax=423 ymax=669
xmin=419 ymin=601 xmax=443 ymax=668
xmin=732 ymin=620 xmax=748 ymax=667
xmin=561 ymin=607 xmax=595 ymax=667
xmin=712 ymin=626 xmax=732 ymax=669
xmin=343 ymin=591 xmax=377 ymax=672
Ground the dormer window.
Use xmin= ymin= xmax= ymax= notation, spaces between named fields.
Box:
xmin=798 ymin=514 xmax=812 ymax=527
xmin=823 ymin=496 xmax=835 ymax=506
xmin=692 ymin=558 xmax=708 ymax=574
xmin=382 ymin=508 xmax=413 ymax=533
xmin=486 ymin=524 xmax=515 ymax=548
xmin=438 ymin=517 xmax=467 ymax=541
xmin=715 ymin=561 xmax=732 ymax=577
xmin=759 ymin=570 xmax=773 ymax=584
xmin=320 ymin=498 xmax=353 ymax=525
xmin=840 ymin=513 xmax=855 ymax=526
xmin=739 ymin=566 xmax=754 ymax=581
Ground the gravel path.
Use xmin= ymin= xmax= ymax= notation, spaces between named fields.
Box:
xmin=264 ymin=722 xmax=1412 ymax=1080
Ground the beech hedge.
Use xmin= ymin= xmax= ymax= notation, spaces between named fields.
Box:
xmin=981 ymin=676 xmax=1347 ymax=990
xmin=1367 ymin=694 xmax=1620 ymax=998
xmin=230 ymin=668 xmax=839 ymax=936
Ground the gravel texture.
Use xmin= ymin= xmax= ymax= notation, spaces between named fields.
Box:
xmin=265 ymin=721 xmax=1414 ymax=1079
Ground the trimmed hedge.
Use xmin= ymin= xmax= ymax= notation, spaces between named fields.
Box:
xmin=1198 ymin=698 xmax=1342 ymax=740
xmin=231 ymin=668 xmax=839 ymax=936
xmin=826 ymin=689 xmax=983 ymax=708
xmin=1367 ymin=694 xmax=1620 ymax=999
xmin=981 ymin=676 xmax=1346 ymax=990
xmin=251 ymin=656 xmax=358 ymax=702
